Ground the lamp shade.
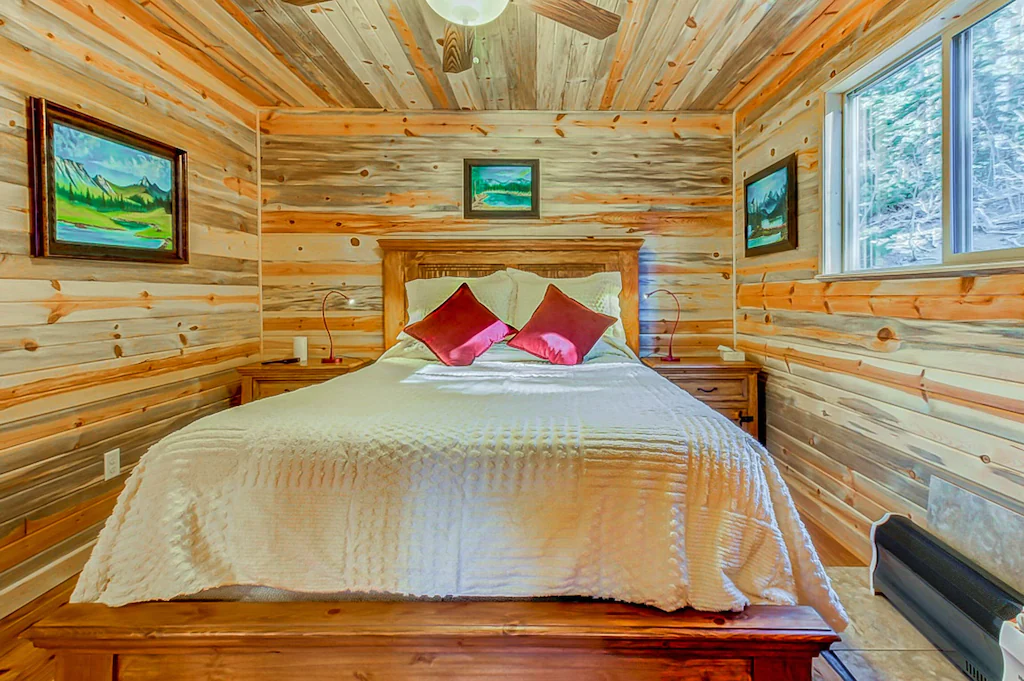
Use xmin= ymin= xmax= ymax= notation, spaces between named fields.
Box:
xmin=424 ymin=0 xmax=510 ymax=26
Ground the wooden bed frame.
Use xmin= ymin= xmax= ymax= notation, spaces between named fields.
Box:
xmin=27 ymin=238 xmax=838 ymax=680
xmin=29 ymin=601 xmax=838 ymax=681
xmin=380 ymin=237 xmax=643 ymax=354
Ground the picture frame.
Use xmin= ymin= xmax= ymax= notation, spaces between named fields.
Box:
xmin=744 ymin=153 xmax=798 ymax=257
xmin=28 ymin=97 xmax=189 ymax=264
xmin=463 ymin=159 xmax=540 ymax=219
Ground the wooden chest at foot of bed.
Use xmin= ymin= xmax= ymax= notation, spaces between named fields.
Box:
xmin=644 ymin=358 xmax=761 ymax=439
xmin=27 ymin=601 xmax=837 ymax=681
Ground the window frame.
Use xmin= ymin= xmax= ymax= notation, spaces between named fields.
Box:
xmin=821 ymin=0 xmax=1024 ymax=278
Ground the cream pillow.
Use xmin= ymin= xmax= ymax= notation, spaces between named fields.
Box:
xmin=507 ymin=268 xmax=625 ymax=341
xmin=404 ymin=270 xmax=515 ymax=325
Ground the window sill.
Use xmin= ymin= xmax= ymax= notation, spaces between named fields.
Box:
xmin=815 ymin=259 xmax=1024 ymax=282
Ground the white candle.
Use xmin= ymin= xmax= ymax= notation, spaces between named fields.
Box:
xmin=292 ymin=336 xmax=308 ymax=365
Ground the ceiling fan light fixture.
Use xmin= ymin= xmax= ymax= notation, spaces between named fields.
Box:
xmin=425 ymin=0 xmax=510 ymax=26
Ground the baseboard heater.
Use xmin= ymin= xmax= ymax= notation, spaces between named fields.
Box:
xmin=871 ymin=514 xmax=1024 ymax=681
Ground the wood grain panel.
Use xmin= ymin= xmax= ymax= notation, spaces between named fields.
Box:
xmin=4 ymin=1 xmax=934 ymax=115
xmin=730 ymin=0 xmax=1024 ymax=565
xmin=260 ymin=109 xmax=733 ymax=361
xmin=195 ymin=0 xmax=848 ymax=112
xmin=116 ymin=653 xmax=750 ymax=681
xmin=26 ymin=601 xmax=836 ymax=681
xmin=0 ymin=0 xmax=259 ymax=621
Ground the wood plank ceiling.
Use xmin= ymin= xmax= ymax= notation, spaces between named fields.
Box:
xmin=147 ymin=0 xmax=834 ymax=112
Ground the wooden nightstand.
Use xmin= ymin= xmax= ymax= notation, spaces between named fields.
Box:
xmin=643 ymin=358 xmax=760 ymax=438
xmin=238 ymin=359 xmax=371 ymax=404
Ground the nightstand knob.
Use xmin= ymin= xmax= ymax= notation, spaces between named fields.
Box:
xmin=697 ymin=387 xmax=718 ymax=394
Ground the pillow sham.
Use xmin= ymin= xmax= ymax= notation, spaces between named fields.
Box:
xmin=404 ymin=270 xmax=514 ymax=326
xmin=508 ymin=285 xmax=616 ymax=365
xmin=476 ymin=341 xmax=550 ymax=363
xmin=403 ymin=283 xmax=514 ymax=366
xmin=585 ymin=337 xmax=639 ymax=362
xmin=377 ymin=336 xmax=440 ymax=362
xmin=381 ymin=337 xmax=637 ymax=364
xmin=507 ymin=268 xmax=625 ymax=341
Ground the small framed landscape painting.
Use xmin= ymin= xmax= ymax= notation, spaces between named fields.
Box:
xmin=29 ymin=98 xmax=188 ymax=263
xmin=744 ymin=154 xmax=798 ymax=257
xmin=464 ymin=159 xmax=540 ymax=219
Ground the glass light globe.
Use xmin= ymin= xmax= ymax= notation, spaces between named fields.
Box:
xmin=424 ymin=0 xmax=510 ymax=26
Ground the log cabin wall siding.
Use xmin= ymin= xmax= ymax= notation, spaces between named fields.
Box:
xmin=0 ymin=2 xmax=261 ymax=617
xmin=731 ymin=0 xmax=1024 ymax=562
xmin=258 ymin=109 xmax=734 ymax=360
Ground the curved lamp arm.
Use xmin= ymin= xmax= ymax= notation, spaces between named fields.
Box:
xmin=644 ymin=289 xmax=681 ymax=362
xmin=321 ymin=289 xmax=355 ymax=364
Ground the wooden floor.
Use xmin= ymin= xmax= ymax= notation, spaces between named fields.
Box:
xmin=0 ymin=518 xmax=863 ymax=681
xmin=0 ymin=578 xmax=75 ymax=681
xmin=804 ymin=517 xmax=864 ymax=568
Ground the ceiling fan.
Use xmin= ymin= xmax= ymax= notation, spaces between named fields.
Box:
xmin=430 ymin=0 xmax=621 ymax=73
xmin=282 ymin=0 xmax=621 ymax=74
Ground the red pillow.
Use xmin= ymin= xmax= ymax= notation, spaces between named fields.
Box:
xmin=508 ymin=285 xmax=616 ymax=365
xmin=403 ymin=283 xmax=514 ymax=366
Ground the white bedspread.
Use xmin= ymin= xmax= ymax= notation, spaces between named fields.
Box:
xmin=73 ymin=355 xmax=848 ymax=630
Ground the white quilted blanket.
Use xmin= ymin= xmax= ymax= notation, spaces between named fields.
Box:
xmin=73 ymin=355 xmax=848 ymax=630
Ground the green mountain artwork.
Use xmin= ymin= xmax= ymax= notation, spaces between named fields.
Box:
xmin=470 ymin=165 xmax=533 ymax=211
xmin=746 ymin=167 xmax=789 ymax=249
xmin=52 ymin=122 xmax=174 ymax=251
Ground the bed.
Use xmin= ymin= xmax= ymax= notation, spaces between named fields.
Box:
xmin=29 ymin=238 xmax=845 ymax=681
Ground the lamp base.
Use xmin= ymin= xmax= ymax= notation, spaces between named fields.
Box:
xmin=321 ymin=356 xmax=346 ymax=364
xmin=660 ymin=356 xmax=681 ymax=363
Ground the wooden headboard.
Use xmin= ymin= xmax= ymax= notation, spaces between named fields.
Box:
xmin=379 ymin=238 xmax=643 ymax=354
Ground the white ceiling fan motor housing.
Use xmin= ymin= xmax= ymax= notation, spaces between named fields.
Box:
xmin=425 ymin=0 xmax=510 ymax=26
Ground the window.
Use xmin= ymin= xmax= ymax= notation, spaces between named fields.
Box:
xmin=952 ymin=0 xmax=1024 ymax=255
xmin=846 ymin=44 xmax=943 ymax=270
xmin=825 ymin=0 xmax=1024 ymax=275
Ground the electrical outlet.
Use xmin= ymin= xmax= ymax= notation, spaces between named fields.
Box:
xmin=103 ymin=448 xmax=121 ymax=481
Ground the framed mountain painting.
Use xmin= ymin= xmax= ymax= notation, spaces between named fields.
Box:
xmin=29 ymin=98 xmax=188 ymax=263
xmin=744 ymin=153 xmax=798 ymax=257
xmin=464 ymin=159 xmax=540 ymax=219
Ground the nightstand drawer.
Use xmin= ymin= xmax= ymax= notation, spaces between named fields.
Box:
xmin=643 ymin=357 xmax=761 ymax=442
xmin=255 ymin=381 xmax=316 ymax=400
xmin=666 ymin=377 xmax=748 ymax=402
xmin=238 ymin=359 xmax=371 ymax=404
xmin=709 ymin=406 xmax=757 ymax=436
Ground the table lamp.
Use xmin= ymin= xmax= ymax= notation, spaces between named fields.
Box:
xmin=645 ymin=289 xmax=681 ymax=362
xmin=321 ymin=289 xmax=356 ymax=364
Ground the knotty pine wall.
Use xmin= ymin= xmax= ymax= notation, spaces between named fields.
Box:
xmin=0 ymin=3 xmax=260 ymax=617
xmin=732 ymin=0 xmax=1024 ymax=562
xmin=259 ymin=109 xmax=734 ymax=360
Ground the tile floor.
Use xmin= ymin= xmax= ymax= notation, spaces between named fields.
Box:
xmin=816 ymin=566 xmax=966 ymax=681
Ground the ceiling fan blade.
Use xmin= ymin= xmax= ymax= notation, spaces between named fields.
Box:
xmin=442 ymin=22 xmax=475 ymax=74
xmin=278 ymin=0 xmax=325 ymax=6
xmin=514 ymin=0 xmax=621 ymax=40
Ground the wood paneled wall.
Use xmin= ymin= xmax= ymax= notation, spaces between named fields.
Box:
xmin=0 ymin=2 xmax=260 ymax=617
xmin=259 ymin=109 xmax=734 ymax=360
xmin=732 ymin=0 xmax=1024 ymax=561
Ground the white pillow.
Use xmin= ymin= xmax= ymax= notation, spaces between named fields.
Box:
xmin=379 ymin=336 xmax=441 ymax=362
xmin=507 ymin=268 xmax=625 ymax=341
xmin=381 ymin=338 xmax=636 ymax=364
xmin=474 ymin=339 xmax=634 ymax=363
xmin=585 ymin=337 xmax=638 ymax=362
xmin=404 ymin=270 xmax=515 ymax=325
xmin=477 ymin=341 xmax=549 ymax=363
